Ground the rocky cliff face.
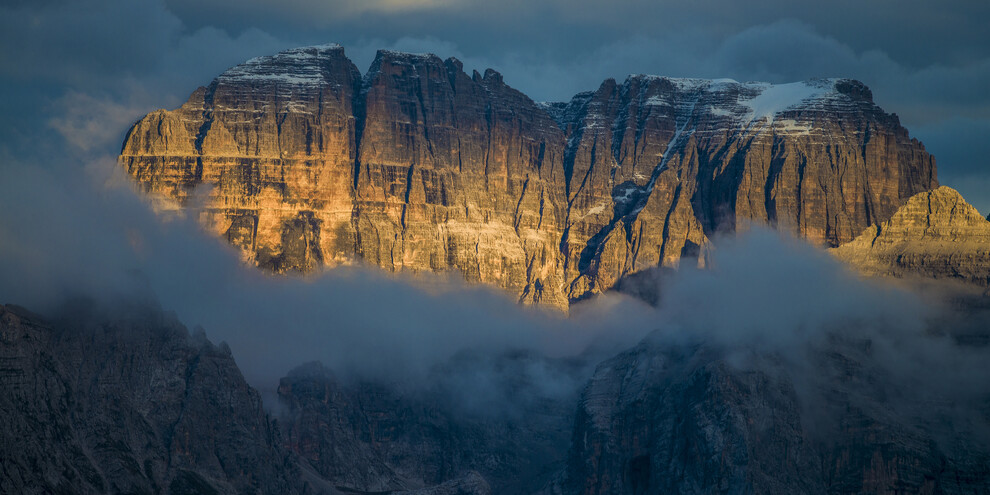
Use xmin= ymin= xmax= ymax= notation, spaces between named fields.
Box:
xmin=0 ymin=303 xmax=299 ymax=495
xmin=554 ymin=77 xmax=936 ymax=295
xmin=4 ymin=299 xmax=989 ymax=493
xmin=0 ymin=300 xmax=573 ymax=495
xmin=833 ymin=186 xmax=990 ymax=288
xmin=121 ymin=44 xmax=570 ymax=306
xmin=120 ymin=44 xmax=937 ymax=305
xmin=0 ymin=302 xmax=516 ymax=495
xmin=545 ymin=336 xmax=990 ymax=495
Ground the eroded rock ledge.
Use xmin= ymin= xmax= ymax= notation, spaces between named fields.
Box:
xmin=832 ymin=186 xmax=990 ymax=288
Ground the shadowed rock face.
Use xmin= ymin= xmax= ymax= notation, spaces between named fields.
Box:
xmin=3 ymin=300 xmax=989 ymax=494
xmin=0 ymin=301 xmax=560 ymax=495
xmin=833 ymin=186 xmax=990 ymax=288
xmin=276 ymin=355 xmax=578 ymax=495
xmin=546 ymin=337 xmax=990 ymax=495
xmin=0 ymin=303 xmax=299 ymax=495
xmin=120 ymin=45 xmax=937 ymax=305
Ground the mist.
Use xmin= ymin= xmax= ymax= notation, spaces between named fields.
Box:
xmin=2 ymin=142 xmax=987 ymax=432
xmin=0 ymin=150 xmax=661 ymax=389
xmin=639 ymin=230 xmax=990 ymax=443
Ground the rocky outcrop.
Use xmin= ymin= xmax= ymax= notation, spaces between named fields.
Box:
xmin=120 ymin=44 xmax=365 ymax=277
xmin=0 ymin=303 xmax=300 ymax=495
xmin=546 ymin=336 xmax=990 ymax=495
xmin=121 ymin=44 xmax=569 ymax=306
xmin=120 ymin=44 xmax=938 ymax=305
xmin=833 ymin=186 xmax=990 ymax=288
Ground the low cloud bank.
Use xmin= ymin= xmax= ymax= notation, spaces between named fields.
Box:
xmin=0 ymin=154 xmax=658 ymax=388
xmin=2 ymin=150 xmax=988 ymax=446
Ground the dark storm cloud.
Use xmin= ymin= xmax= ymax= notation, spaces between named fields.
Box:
xmin=913 ymin=117 xmax=990 ymax=214
xmin=148 ymin=0 xmax=990 ymax=210
xmin=161 ymin=0 xmax=990 ymax=68
xmin=0 ymin=0 xmax=295 ymax=164
xmin=4 ymin=0 xmax=987 ymax=197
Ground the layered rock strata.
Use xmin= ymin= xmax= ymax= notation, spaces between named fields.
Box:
xmin=121 ymin=44 xmax=938 ymax=304
xmin=833 ymin=186 xmax=990 ymax=288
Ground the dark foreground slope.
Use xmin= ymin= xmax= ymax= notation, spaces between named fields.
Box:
xmin=0 ymin=303 xmax=564 ymax=495
xmin=3 ymin=299 xmax=989 ymax=494
xmin=545 ymin=336 xmax=990 ymax=495
xmin=120 ymin=44 xmax=937 ymax=305
xmin=0 ymin=303 xmax=298 ymax=494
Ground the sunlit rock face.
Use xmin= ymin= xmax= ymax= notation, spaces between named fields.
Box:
xmin=833 ymin=186 xmax=990 ymax=288
xmin=121 ymin=44 xmax=937 ymax=305
xmin=552 ymin=76 xmax=936 ymax=296
xmin=120 ymin=44 xmax=364 ymax=276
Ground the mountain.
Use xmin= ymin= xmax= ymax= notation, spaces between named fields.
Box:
xmin=4 ymin=300 xmax=989 ymax=494
xmin=833 ymin=186 xmax=990 ymax=289
xmin=544 ymin=335 xmax=990 ymax=495
xmin=0 ymin=303 xmax=299 ymax=495
xmin=120 ymin=44 xmax=937 ymax=305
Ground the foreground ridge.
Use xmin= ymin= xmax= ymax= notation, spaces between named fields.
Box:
xmin=4 ymin=301 xmax=989 ymax=493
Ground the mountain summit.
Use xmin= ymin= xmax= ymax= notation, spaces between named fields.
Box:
xmin=120 ymin=44 xmax=937 ymax=305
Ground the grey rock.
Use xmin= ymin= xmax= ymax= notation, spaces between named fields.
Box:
xmin=546 ymin=335 xmax=990 ymax=495
xmin=0 ymin=302 xmax=300 ymax=495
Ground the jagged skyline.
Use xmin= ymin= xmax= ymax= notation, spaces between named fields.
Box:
xmin=2 ymin=0 xmax=989 ymax=213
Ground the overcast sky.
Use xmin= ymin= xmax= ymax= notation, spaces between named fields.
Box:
xmin=0 ymin=0 xmax=988 ymax=398
xmin=1 ymin=0 xmax=988 ymax=207
xmin=2 ymin=0 xmax=988 ymax=213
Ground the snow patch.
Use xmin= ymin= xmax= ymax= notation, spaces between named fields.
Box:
xmin=644 ymin=95 xmax=669 ymax=106
xmin=740 ymin=81 xmax=829 ymax=123
xmin=585 ymin=203 xmax=608 ymax=216
xmin=217 ymin=44 xmax=345 ymax=88
xmin=772 ymin=118 xmax=814 ymax=134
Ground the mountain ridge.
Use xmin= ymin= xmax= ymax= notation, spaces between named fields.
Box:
xmin=120 ymin=43 xmax=938 ymax=305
